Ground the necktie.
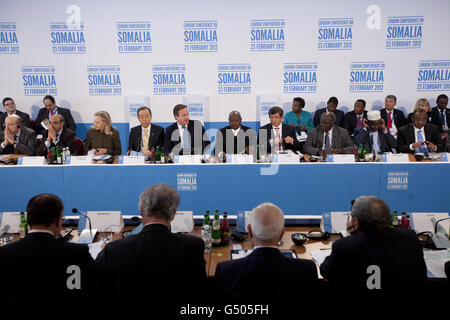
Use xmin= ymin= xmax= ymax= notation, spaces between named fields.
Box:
xmin=182 ymin=125 xmax=190 ymax=149
xmin=51 ymin=110 xmax=56 ymax=116
xmin=371 ymin=132 xmax=380 ymax=153
xmin=143 ymin=128 xmax=149 ymax=151
xmin=324 ymin=132 xmax=331 ymax=151
xmin=417 ymin=129 xmax=427 ymax=153
xmin=387 ymin=111 xmax=392 ymax=129
xmin=441 ymin=111 xmax=446 ymax=126
xmin=55 ymin=133 xmax=60 ymax=143
xmin=275 ymin=127 xmax=281 ymax=151
xmin=13 ymin=135 xmax=18 ymax=144
xmin=357 ymin=116 xmax=362 ymax=128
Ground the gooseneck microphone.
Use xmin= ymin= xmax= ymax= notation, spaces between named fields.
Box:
xmin=72 ymin=208 xmax=97 ymax=244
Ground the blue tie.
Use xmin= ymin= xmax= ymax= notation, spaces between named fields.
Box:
xmin=441 ymin=111 xmax=446 ymax=126
xmin=182 ymin=125 xmax=190 ymax=149
xmin=417 ymin=129 xmax=427 ymax=153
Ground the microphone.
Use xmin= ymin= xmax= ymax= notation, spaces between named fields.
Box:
xmin=72 ymin=208 xmax=97 ymax=244
xmin=431 ymin=217 xmax=450 ymax=249
xmin=0 ymin=224 xmax=10 ymax=238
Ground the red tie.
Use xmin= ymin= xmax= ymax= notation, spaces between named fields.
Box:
xmin=387 ymin=111 xmax=392 ymax=129
xmin=357 ymin=116 xmax=362 ymax=127
xmin=275 ymin=128 xmax=281 ymax=151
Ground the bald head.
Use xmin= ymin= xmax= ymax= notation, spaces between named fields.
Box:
xmin=228 ymin=111 xmax=242 ymax=130
xmin=5 ymin=115 xmax=22 ymax=134
xmin=249 ymin=202 xmax=285 ymax=244
xmin=49 ymin=114 xmax=64 ymax=132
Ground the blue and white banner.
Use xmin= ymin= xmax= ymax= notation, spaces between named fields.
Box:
xmin=184 ymin=20 xmax=218 ymax=53
xmin=317 ymin=17 xmax=353 ymax=51
xmin=87 ymin=65 xmax=122 ymax=96
xmin=117 ymin=21 xmax=152 ymax=53
xmin=49 ymin=21 xmax=86 ymax=54
xmin=183 ymin=95 xmax=208 ymax=123
xmin=386 ymin=16 xmax=423 ymax=50
xmin=417 ymin=60 xmax=450 ymax=92
xmin=0 ymin=22 xmax=19 ymax=54
xmin=257 ymin=94 xmax=281 ymax=127
xmin=126 ymin=95 xmax=150 ymax=131
xmin=250 ymin=19 xmax=285 ymax=52
xmin=349 ymin=62 xmax=385 ymax=93
xmin=21 ymin=66 xmax=57 ymax=96
xmin=283 ymin=63 xmax=318 ymax=93
xmin=218 ymin=64 xmax=251 ymax=94
xmin=152 ymin=64 xmax=186 ymax=95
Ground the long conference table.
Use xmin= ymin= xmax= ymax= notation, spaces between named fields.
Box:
xmin=1 ymin=157 xmax=450 ymax=217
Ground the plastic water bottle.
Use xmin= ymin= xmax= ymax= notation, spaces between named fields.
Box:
xmin=202 ymin=224 xmax=212 ymax=252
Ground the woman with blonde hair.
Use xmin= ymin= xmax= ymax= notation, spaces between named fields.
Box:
xmin=407 ymin=98 xmax=432 ymax=124
xmin=84 ymin=110 xmax=122 ymax=156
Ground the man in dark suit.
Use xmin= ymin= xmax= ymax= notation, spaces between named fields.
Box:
xmin=258 ymin=106 xmax=301 ymax=154
xmin=430 ymin=94 xmax=449 ymax=132
xmin=36 ymin=114 xmax=77 ymax=156
xmin=0 ymin=97 xmax=31 ymax=129
xmin=344 ymin=99 xmax=368 ymax=137
xmin=313 ymin=96 xmax=344 ymax=128
xmin=380 ymin=95 xmax=406 ymax=137
xmin=320 ymin=196 xmax=428 ymax=291
xmin=34 ymin=95 xmax=76 ymax=135
xmin=95 ymin=184 xmax=207 ymax=303
xmin=304 ymin=112 xmax=355 ymax=156
xmin=0 ymin=194 xmax=95 ymax=303
xmin=215 ymin=111 xmax=256 ymax=159
xmin=397 ymin=109 xmax=443 ymax=153
xmin=0 ymin=114 xmax=36 ymax=155
xmin=353 ymin=110 xmax=397 ymax=153
xmin=164 ymin=104 xmax=210 ymax=156
xmin=214 ymin=202 xmax=318 ymax=301
xmin=127 ymin=106 xmax=165 ymax=156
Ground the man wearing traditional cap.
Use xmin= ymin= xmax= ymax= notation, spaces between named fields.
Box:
xmin=353 ymin=110 xmax=397 ymax=153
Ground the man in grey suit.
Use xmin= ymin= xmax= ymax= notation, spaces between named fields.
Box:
xmin=304 ymin=112 xmax=355 ymax=156
xmin=0 ymin=114 xmax=36 ymax=155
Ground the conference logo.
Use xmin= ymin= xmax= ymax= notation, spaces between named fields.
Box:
xmin=0 ymin=22 xmax=19 ymax=54
xmin=250 ymin=19 xmax=285 ymax=52
xmin=387 ymin=171 xmax=408 ymax=190
xmin=49 ymin=21 xmax=86 ymax=54
xmin=386 ymin=16 xmax=423 ymax=49
xmin=21 ymin=66 xmax=57 ymax=96
xmin=283 ymin=63 xmax=318 ymax=93
xmin=152 ymin=64 xmax=186 ymax=95
xmin=188 ymin=103 xmax=204 ymax=118
xmin=177 ymin=173 xmax=197 ymax=191
xmin=417 ymin=60 xmax=450 ymax=92
xmin=87 ymin=65 xmax=122 ymax=96
xmin=117 ymin=21 xmax=152 ymax=53
xmin=317 ymin=17 xmax=353 ymax=51
xmin=218 ymin=64 xmax=251 ymax=94
xmin=184 ymin=20 xmax=218 ymax=52
xmin=349 ymin=62 xmax=385 ymax=93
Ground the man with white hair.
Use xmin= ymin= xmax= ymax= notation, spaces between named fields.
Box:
xmin=95 ymin=184 xmax=207 ymax=303
xmin=353 ymin=110 xmax=397 ymax=153
xmin=214 ymin=202 xmax=318 ymax=301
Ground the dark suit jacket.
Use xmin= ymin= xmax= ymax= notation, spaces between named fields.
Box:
xmin=214 ymin=247 xmax=318 ymax=301
xmin=215 ymin=125 xmax=256 ymax=155
xmin=0 ymin=110 xmax=31 ymax=129
xmin=258 ymin=123 xmax=301 ymax=154
xmin=320 ymin=228 xmax=428 ymax=291
xmin=0 ymin=126 xmax=36 ymax=155
xmin=0 ymin=232 xmax=95 ymax=302
xmin=406 ymin=111 xmax=433 ymax=125
xmin=396 ymin=123 xmax=443 ymax=153
xmin=344 ymin=110 xmax=368 ymax=136
xmin=380 ymin=108 xmax=406 ymax=130
xmin=36 ymin=128 xmax=76 ymax=156
xmin=430 ymin=107 xmax=450 ymax=131
xmin=95 ymin=224 xmax=207 ymax=302
xmin=128 ymin=124 xmax=165 ymax=153
xmin=313 ymin=108 xmax=345 ymax=128
xmin=34 ymin=106 xmax=76 ymax=134
xmin=303 ymin=125 xmax=355 ymax=155
xmin=164 ymin=120 xmax=210 ymax=155
xmin=353 ymin=127 xmax=397 ymax=153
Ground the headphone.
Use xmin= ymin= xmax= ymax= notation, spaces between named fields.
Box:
xmin=297 ymin=231 xmax=331 ymax=241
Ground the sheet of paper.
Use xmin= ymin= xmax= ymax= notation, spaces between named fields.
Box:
xmin=423 ymin=249 xmax=450 ymax=278
xmin=310 ymin=249 xmax=332 ymax=266
xmin=88 ymin=241 xmax=105 ymax=260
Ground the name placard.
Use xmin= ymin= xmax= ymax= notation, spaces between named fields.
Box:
xmin=441 ymin=153 xmax=450 ymax=162
xmin=17 ymin=156 xmax=46 ymax=166
xmin=322 ymin=211 xmax=349 ymax=234
xmin=273 ymin=153 xmax=300 ymax=164
xmin=86 ymin=211 xmax=124 ymax=233
xmin=237 ymin=210 xmax=251 ymax=233
xmin=0 ymin=212 xmax=23 ymax=233
xmin=327 ymin=154 xmax=355 ymax=163
xmin=226 ymin=154 xmax=254 ymax=164
xmin=67 ymin=156 xmax=93 ymax=165
xmin=381 ymin=153 xmax=410 ymax=163
xmin=171 ymin=211 xmax=194 ymax=233
xmin=173 ymin=155 xmax=202 ymax=164
xmin=118 ymin=156 xmax=145 ymax=165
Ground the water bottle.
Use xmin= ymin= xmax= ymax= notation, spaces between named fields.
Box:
xmin=202 ymin=224 xmax=212 ymax=253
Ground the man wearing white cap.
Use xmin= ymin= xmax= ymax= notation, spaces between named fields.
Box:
xmin=353 ymin=110 xmax=397 ymax=153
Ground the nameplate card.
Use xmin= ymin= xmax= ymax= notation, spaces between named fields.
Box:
xmin=327 ymin=154 xmax=355 ymax=163
xmin=171 ymin=211 xmax=194 ymax=233
xmin=0 ymin=212 xmax=23 ymax=233
xmin=118 ymin=156 xmax=145 ymax=164
xmin=66 ymin=156 xmax=93 ymax=165
xmin=381 ymin=153 xmax=410 ymax=163
xmin=322 ymin=212 xmax=349 ymax=234
xmin=237 ymin=210 xmax=252 ymax=233
xmin=17 ymin=156 xmax=46 ymax=166
xmin=86 ymin=211 xmax=124 ymax=233
xmin=272 ymin=153 xmax=300 ymax=164
xmin=441 ymin=153 xmax=450 ymax=162
xmin=226 ymin=154 xmax=254 ymax=164
xmin=410 ymin=212 xmax=449 ymax=233
xmin=173 ymin=155 xmax=202 ymax=164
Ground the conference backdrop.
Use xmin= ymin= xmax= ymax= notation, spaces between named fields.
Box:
xmin=1 ymin=0 xmax=449 ymax=153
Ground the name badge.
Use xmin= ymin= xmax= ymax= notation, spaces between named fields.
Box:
xmin=18 ymin=156 xmax=46 ymax=166
xmin=66 ymin=156 xmax=93 ymax=165
xmin=327 ymin=154 xmax=355 ymax=163
xmin=381 ymin=153 xmax=410 ymax=163
xmin=226 ymin=154 xmax=254 ymax=164
xmin=86 ymin=211 xmax=124 ymax=233
xmin=118 ymin=156 xmax=145 ymax=164
xmin=0 ymin=212 xmax=23 ymax=233
xmin=173 ymin=155 xmax=202 ymax=164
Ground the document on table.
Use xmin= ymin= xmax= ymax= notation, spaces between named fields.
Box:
xmin=423 ymin=249 xmax=450 ymax=278
xmin=88 ymin=241 xmax=105 ymax=260
xmin=310 ymin=249 xmax=332 ymax=266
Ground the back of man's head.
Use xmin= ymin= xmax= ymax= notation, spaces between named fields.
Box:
xmin=250 ymin=203 xmax=284 ymax=244
xmin=139 ymin=184 xmax=180 ymax=222
xmin=26 ymin=194 xmax=63 ymax=227
xmin=351 ymin=196 xmax=391 ymax=232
